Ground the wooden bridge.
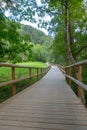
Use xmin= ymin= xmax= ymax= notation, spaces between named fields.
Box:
xmin=0 ymin=63 xmax=87 ymax=130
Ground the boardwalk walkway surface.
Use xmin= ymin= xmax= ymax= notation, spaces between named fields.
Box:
xmin=0 ymin=66 xmax=87 ymax=130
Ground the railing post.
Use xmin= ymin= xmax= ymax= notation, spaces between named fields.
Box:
xmin=77 ymin=66 xmax=85 ymax=104
xmin=37 ymin=68 xmax=39 ymax=80
xmin=29 ymin=68 xmax=32 ymax=85
xmin=41 ymin=68 xmax=43 ymax=77
xmin=12 ymin=67 xmax=16 ymax=96
xmin=65 ymin=68 xmax=68 ymax=82
xmin=45 ymin=68 xmax=47 ymax=75
xmin=68 ymin=68 xmax=72 ymax=86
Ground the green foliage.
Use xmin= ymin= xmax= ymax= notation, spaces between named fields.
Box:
xmin=0 ymin=86 xmax=12 ymax=103
xmin=19 ymin=24 xmax=53 ymax=62
xmin=0 ymin=10 xmax=22 ymax=62
xmin=31 ymin=44 xmax=46 ymax=62
xmin=0 ymin=0 xmax=87 ymax=64
xmin=0 ymin=9 xmax=53 ymax=63
xmin=45 ymin=0 xmax=87 ymax=64
xmin=50 ymin=28 xmax=67 ymax=64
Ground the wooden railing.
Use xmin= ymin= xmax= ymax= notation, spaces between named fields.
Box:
xmin=58 ymin=60 xmax=87 ymax=104
xmin=0 ymin=63 xmax=51 ymax=96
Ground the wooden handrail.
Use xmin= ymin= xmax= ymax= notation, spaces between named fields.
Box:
xmin=0 ymin=63 xmax=51 ymax=96
xmin=65 ymin=74 xmax=87 ymax=91
xmin=0 ymin=71 xmax=48 ymax=88
xmin=58 ymin=60 xmax=87 ymax=104
xmin=64 ymin=60 xmax=87 ymax=68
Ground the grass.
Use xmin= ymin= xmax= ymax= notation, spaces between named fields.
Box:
xmin=0 ymin=61 xmax=47 ymax=103
xmin=17 ymin=61 xmax=46 ymax=68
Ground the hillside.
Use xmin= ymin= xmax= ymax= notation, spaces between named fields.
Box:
xmin=20 ymin=24 xmax=53 ymax=45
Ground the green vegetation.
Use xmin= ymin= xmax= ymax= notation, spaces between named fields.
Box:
xmin=0 ymin=11 xmax=52 ymax=63
xmin=1 ymin=0 xmax=87 ymax=64
xmin=46 ymin=0 xmax=87 ymax=65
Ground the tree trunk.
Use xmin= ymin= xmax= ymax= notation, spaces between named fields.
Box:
xmin=65 ymin=0 xmax=75 ymax=64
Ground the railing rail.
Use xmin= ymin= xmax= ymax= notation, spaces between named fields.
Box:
xmin=64 ymin=60 xmax=87 ymax=68
xmin=58 ymin=60 xmax=87 ymax=104
xmin=0 ymin=62 xmax=51 ymax=96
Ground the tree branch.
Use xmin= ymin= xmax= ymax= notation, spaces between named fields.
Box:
xmin=76 ymin=45 xmax=87 ymax=57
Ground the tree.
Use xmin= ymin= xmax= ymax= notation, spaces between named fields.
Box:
xmin=1 ymin=0 xmax=87 ymax=64
xmin=32 ymin=44 xmax=47 ymax=62
xmin=0 ymin=8 xmax=52 ymax=63
xmin=45 ymin=0 xmax=87 ymax=64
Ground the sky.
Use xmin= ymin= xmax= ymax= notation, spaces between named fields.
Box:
xmin=5 ymin=11 xmax=50 ymax=35
xmin=5 ymin=0 xmax=50 ymax=35
xmin=21 ymin=0 xmax=51 ymax=35
xmin=36 ymin=0 xmax=42 ymax=6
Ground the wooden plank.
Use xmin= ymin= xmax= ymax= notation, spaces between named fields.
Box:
xmin=0 ymin=115 xmax=87 ymax=125
xmin=0 ymin=119 xmax=87 ymax=130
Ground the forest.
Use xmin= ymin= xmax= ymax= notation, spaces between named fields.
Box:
xmin=0 ymin=0 xmax=87 ymax=65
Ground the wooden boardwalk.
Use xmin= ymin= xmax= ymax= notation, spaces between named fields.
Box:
xmin=0 ymin=66 xmax=87 ymax=130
